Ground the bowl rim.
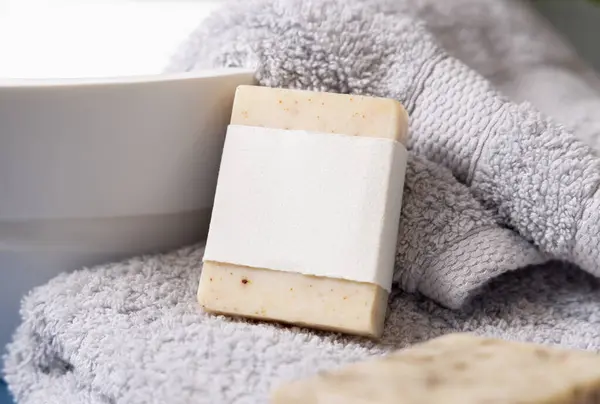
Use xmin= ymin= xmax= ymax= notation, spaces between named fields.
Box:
xmin=0 ymin=68 xmax=256 ymax=88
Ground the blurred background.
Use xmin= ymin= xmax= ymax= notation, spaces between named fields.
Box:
xmin=0 ymin=0 xmax=222 ymax=79
xmin=535 ymin=0 xmax=600 ymax=69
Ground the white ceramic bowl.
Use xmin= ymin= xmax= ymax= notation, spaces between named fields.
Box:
xmin=0 ymin=68 xmax=256 ymax=352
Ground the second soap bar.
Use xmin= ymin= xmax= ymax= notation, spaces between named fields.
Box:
xmin=199 ymin=85 xmax=409 ymax=338
xmin=271 ymin=333 xmax=600 ymax=404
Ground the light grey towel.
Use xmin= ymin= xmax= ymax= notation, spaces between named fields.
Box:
xmin=4 ymin=1 xmax=600 ymax=403
xmin=166 ymin=0 xmax=600 ymax=306
xmin=415 ymin=0 xmax=600 ymax=149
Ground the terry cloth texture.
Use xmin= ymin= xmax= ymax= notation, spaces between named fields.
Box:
xmin=4 ymin=0 xmax=600 ymax=403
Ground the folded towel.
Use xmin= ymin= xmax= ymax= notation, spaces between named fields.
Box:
xmin=167 ymin=0 xmax=600 ymax=304
xmin=5 ymin=1 xmax=600 ymax=403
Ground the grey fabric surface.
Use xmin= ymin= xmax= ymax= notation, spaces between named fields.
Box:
xmin=4 ymin=0 xmax=600 ymax=403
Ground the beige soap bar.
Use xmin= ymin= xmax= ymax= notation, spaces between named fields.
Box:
xmin=271 ymin=333 xmax=600 ymax=404
xmin=198 ymin=85 xmax=408 ymax=338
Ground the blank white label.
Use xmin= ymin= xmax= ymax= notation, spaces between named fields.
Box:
xmin=203 ymin=125 xmax=407 ymax=291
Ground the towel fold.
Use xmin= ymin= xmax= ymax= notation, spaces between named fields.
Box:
xmin=5 ymin=0 xmax=600 ymax=403
xmin=395 ymin=155 xmax=545 ymax=308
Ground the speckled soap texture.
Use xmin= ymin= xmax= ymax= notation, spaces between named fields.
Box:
xmin=272 ymin=333 xmax=600 ymax=404
xmin=199 ymin=85 xmax=408 ymax=338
